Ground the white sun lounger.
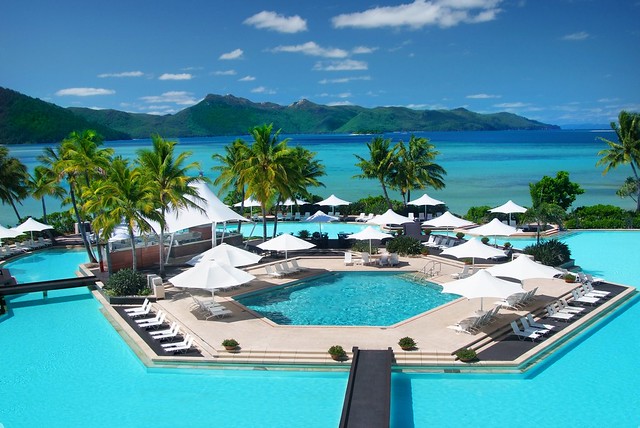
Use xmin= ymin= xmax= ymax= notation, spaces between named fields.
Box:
xmin=124 ymin=298 xmax=150 ymax=314
xmin=163 ymin=335 xmax=195 ymax=354
xmin=289 ymin=259 xmax=307 ymax=271
xmin=127 ymin=303 xmax=153 ymax=318
xmin=150 ymin=321 xmax=178 ymax=337
xmin=520 ymin=316 xmax=550 ymax=335
xmin=571 ymin=289 xmax=600 ymax=306
xmin=525 ymin=314 xmax=555 ymax=332
xmin=137 ymin=311 xmax=166 ymax=329
xmin=581 ymin=282 xmax=610 ymax=298
xmin=545 ymin=305 xmax=575 ymax=322
xmin=344 ymin=251 xmax=353 ymax=266
xmin=265 ymin=265 xmax=283 ymax=278
xmin=510 ymin=320 xmax=542 ymax=341
xmin=558 ymin=298 xmax=586 ymax=313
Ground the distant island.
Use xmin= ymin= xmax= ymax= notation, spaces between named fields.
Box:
xmin=0 ymin=86 xmax=559 ymax=145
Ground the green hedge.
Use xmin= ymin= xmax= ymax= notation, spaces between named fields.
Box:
xmin=105 ymin=269 xmax=150 ymax=296
xmin=566 ymin=205 xmax=640 ymax=229
xmin=385 ymin=236 xmax=422 ymax=256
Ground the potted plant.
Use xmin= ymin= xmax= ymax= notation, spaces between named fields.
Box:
xmin=563 ymin=273 xmax=576 ymax=283
xmin=398 ymin=336 xmax=417 ymax=351
xmin=503 ymin=242 xmax=512 ymax=250
xmin=481 ymin=236 xmax=490 ymax=245
xmin=297 ymin=229 xmax=310 ymax=239
xmin=456 ymin=231 xmax=465 ymax=240
xmin=455 ymin=348 xmax=477 ymax=362
xmin=328 ymin=345 xmax=347 ymax=361
xmin=222 ymin=338 xmax=239 ymax=351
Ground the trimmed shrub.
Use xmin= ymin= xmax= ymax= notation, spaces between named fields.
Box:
xmin=565 ymin=204 xmax=639 ymax=229
xmin=385 ymin=236 xmax=422 ymax=256
xmin=523 ymin=239 xmax=571 ymax=267
xmin=105 ymin=269 xmax=149 ymax=296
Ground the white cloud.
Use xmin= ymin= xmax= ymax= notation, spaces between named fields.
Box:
xmin=244 ymin=10 xmax=307 ymax=33
xmin=98 ymin=71 xmax=144 ymax=78
xmin=327 ymin=100 xmax=354 ymax=106
xmin=466 ymin=93 xmax=501 ymax=99
xmin=352 ymin=46 xmax=378 ymax=54
xmin=140 ymin=91 xmax=199 ymax=105
xmin=219 ymin=49 xmax=244 ymax=60
xmin=158 ymin=73 xmax=193 ymax=80
xmin=271 ymin=41 xmax=348 ymax=58
xmin=313 ymin=59 xmax=368 ymax=71
xmin=319 ymin=76 xmax=371 ymax=84
xmin=55 ymin=87 xmax=115 ymax=96
xmin=562 ymin=31 xmax=589 ymax=41
xmin=494 ymin=102 xmax=529 ymax=108
xmin=331 ymin=0 xmax=502 ymax=29
xmin=213 ymin=70 xmax=237 ymax=76
xmin=239 ymin=75 xmax=256 ymax=81
xmin=251 ymin=86 xmax=276 ymax=94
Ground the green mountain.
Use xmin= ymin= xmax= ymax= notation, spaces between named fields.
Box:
xmin=0 ymin=87 xmax=130 ymax=144
xmin=1 ymin=88 xmax=559 ymax=144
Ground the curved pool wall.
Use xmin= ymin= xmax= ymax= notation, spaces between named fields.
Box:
xmin=0 ymin=247 xmax=89 ymax=283
xmin=1 ymin=230 xmax=639 ymax=427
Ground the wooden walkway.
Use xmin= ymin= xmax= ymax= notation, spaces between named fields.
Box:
xmin=0 ymin=276 xmax=96 ymax=296
xmin=339 ymin=347 xmax=393 ymax=428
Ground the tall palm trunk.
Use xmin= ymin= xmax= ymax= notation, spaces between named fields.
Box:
xmin=69 ymin=185 xmax=97 ymax=263
xmin=379 ymin=179 xmax=393 ymax=210
xmin=129 ymin=227 xmax=138 ymax=271
xmin=8 ymin=198 xmax=22 ymax=223
xmin=158 ymin=207 xmax=167 ymax=276
xmin=261 ymin=205 xmax=268 ymax=242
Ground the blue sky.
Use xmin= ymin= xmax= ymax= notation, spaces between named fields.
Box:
xmin=1 ymin=0 xmax=638 ymax=126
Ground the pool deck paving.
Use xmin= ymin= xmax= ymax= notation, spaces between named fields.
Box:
xmin=94 ymin=253 xmax=636 ymax=372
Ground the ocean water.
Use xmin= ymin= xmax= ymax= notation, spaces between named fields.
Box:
xmin=1 ymin=130 xmax=631 ymax=226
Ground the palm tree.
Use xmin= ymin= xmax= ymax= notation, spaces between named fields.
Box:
xmin=596 ymin=111 xmax=640 ymax=212
xmin=354 ymin=136 xmax=398 ymax=210
xmin=392 ymin=135 xmax=446 ymax=205
xmin=54 ymin=130 xmax=114 ymax=263
xmin=0 ymin=146 xmax=29 ymax=223
xmin=212 ymin=138 xmax=250 ymax=232
xmin=520 ymin=202 xmax=566 ymax=244
xmin=238 ymin=124 xmax=295 ymax=240
xmin=85 ymin=157 xmax=160 ymax=271
xmin=28 ymin=165 xmax=66 ymax=224
xmin=136 ymin=135 xmax=202 ymax=276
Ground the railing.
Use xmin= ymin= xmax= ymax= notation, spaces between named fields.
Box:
xmin=413 ymin=261 xmax=442 ymax=281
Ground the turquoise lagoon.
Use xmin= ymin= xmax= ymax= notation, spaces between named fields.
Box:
xmin=0 ymin=230 xmax=639 ymax=427
xmin=2 ymin=130 xmax=632 ymax=226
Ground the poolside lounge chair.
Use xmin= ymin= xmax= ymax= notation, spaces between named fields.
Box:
xmin=581 ymin=282 xmax=610 ymax=298
xmin=378 ymin=253 xmax=389 ymax=267
xmin=355 ymin=213 xmax=367 ymax=222
xmin=452 ymin=264 xmax=472 ymax=279
xmin=137 ymin=311 xmax=167 ymax=329
xmin=495 ymin=294 xmax=523 ymax=310
xmin=150 ymin=321 xmax=178 ymax=337
xmin=344 ymin=251 xmax=353 ymax=266
xmin=545 ymin=304 xmax=575 ymax=322
xmin=289 ymin=259 xmax=307 ymax=272
xmin=408 ymin=212 xmax=415 ymax=221
xmin=124 ymin=298 xmax=150 ymax=314
xmin=361 ymin=252 xmax=372 ymax=265
xmin=448 ymin=317 xmax=480 ymax=334
xmin=558 ymin=298 xmax=586 ymax=314
xmin=127 ymin=302 xmax=153 ymax=318
xmin=571 ymin=289 xmax=600 ymax=306
xmin=525 ymin=314 xmax=555 ymax=332
xmin=388 ymin=253 xmax=399 ymax=267
xmin=585 ymin=273 xmax=604 ymax=284
xmin=274 ymin=262 xmax=292 ymax=276
xmin=294 ymin=212 xmax=301 ymax=221
xmin=520 ymin=316 xmax=550 ymax=335
xmin=152 ymin=324 xmax=181 ymax=342
xmin=162 ymin=335 xmax=195 ymax=354
xmin=418 ymin=212 xmax=426 ymax=221
xmin=265 ymin=265 xmax=283 ymax=278
xmin=510 ymin=320 xmax=542 ymax=341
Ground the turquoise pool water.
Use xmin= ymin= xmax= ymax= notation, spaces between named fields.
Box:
xmin=237 ymin=272 xmax=458 ymax=326
xmin=0 ymin=247 xmax=89 ymax=283
xmin=1 ymin=230 xmax=639 ymax=427
xmin=221 ymin=221 xmax=370 ymax=239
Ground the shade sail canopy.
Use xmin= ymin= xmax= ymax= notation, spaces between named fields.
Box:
xmin=367 ymin=209 xmax=413 ymax=225
xmin=407 ymin=193 xmax=445 ymax=207
xmin=169 ymin=260 xmax=255 ymax=291
xmin=283 ymin=198 xmax=307 ymax=206
xmin=186 ymin=243 xmax=263 ymax=267
xmin=257 ymin=233 xmax=315 ymax=259
xmin=440 ymin=237 xmax=506 ymax=262
xmin=466 ymin=218 xmax=518 ymax=237
xmin=0 ymin=224 xmax=24 ymax=239
xmin=15 ymin=217 xmax=54 ymax=232
xmin=422 ymin=211 xmax=475 ymax=228
xmin=489 ymin=200 xmax=527 ymax=214
xmin=318 ymin=194 xmax=350 ymax=207
xmin=441 ymin=270 xmax=525 ymax=308
xmin=304 ymin=210 xmax=338 ymax=223
xmin=346 ymin=226 xmax=393 ymax=253
xmin=233 ymin=196 xmax=261 ymax=208
xmin=485 ymin=254 xmax=563 ymax=281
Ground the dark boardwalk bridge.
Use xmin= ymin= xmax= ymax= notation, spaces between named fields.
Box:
xmin=339 ymin=347 xmax=393 ymax=428
xmin=0 ymin=276 xmax=97 ymax=297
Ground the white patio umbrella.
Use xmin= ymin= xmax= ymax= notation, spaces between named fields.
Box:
xmin=421 ymin=211 xmax=475 ymax=235
xmin=465 ymin=218 xmax=518 ymax=246
xmin=234 ymin=196 xmax=261 ymax=216
xmin=303 ymin=210 xmax=338 ymax=234
xmin=485 ymin=254 xmax=563 ymax=281
xmin=346 ymin=226 xmax=393 ymax=254
xmin=257 ymin=233 xmax=316 ymax=260
xmin=15 ymin=217 xmax=54 ymax=241
xmin=367 ymin=209 xmax=413 ymax=226
xmin=489 ymin=200 xmax=527 ymax=226
xmin=440 ymin=237 xmax=507 ymax=264
xmin=407 ymin=193 xmax=445 ymax=217
xmin=169 ymin=260 xmax=256 ymax=295
xmin=282 ymin=197 xmax=307 ymax=217
xmin=441 ymin=269 xmax=525 ymax=311
xmin=186 ymin=242 xmax=263 ymax=267
xmin=318 ymin=194 xmax=350 ymax=215
xmin=0 ymin=224 xmax=23 ymax=246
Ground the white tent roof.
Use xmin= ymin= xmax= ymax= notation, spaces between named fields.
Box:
xmin=422 ymin=211 xmax=475 ymax=228
xmin=346 ymin=226 xmax=393 ymax=241
xmin=485 ymin=254 xmax=563 ymax=281
xmin=441 ymin=270 xmax=525 ymax=300
xmin=186 ymin=243 xmax=263 ymax=267
xmin=466 ymin=218 xmax=518 ymax=237
xmin=169 ymin=260 xmax=255 ymax=291
xmin=257 ymin=233 xmax=315 ymax=259
xmin=283 ymin=197 xmax=307 ymax=206
xmin=407 ymin=193 xmax=445 ymax=207
xmin=367 ymin=209 xmax=413 ymax=225
xmin=15 ymin=217 xmax=53 ymax=232
xmin=0 ymin=224 xmax=24 ymax=239
xmin=440 ymin=237 xmax=506 ymax=262
xmin=304 ymin=210 xmax=338 ymax=223
xmin=489 ymin=200 xmax=527 ymax=214
xmin=318 ymin=194 xmax=350 ymax=207
xmin=233 ymin=196 xmax=261 ymax=208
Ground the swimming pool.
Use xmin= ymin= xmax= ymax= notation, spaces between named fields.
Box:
xmin=0 ymin=247 xmax=89 ymax=283
xmin=1 ymin=230 xmax=639 ymax=427
xmin=220 ymin=221 xmax=371 ymax=239
xmin=237 ymin=272 xmax=458 ymax=326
